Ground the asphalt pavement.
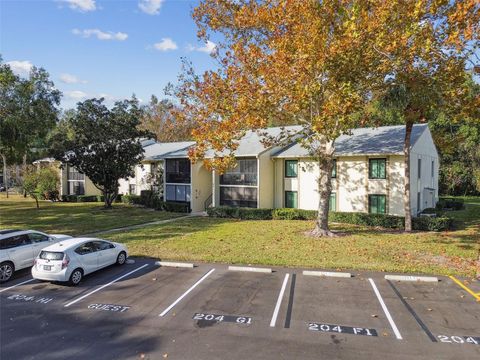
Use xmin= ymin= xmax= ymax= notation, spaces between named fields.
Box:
xmin=1 ymin=259 xmax=479 ymax=360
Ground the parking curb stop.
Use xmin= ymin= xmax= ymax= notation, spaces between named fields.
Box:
xmin=303 ymin=270 xmax=352 ymax=278
xmin=228 ymin=266 xmax=272 ymax=273
xmin=155 ymin=261 xmax=194 ymax=268
xmin=385 ymin=275 xmax=438 ymax=282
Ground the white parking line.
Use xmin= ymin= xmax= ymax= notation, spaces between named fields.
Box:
xmin=159 ymin=268 xmax=215 ymax=317
xmin=368 ymin=278 xmax=403 ymax=340
xmin=270 ymin=273 xmax=290 ymax=327
xmin=64 ymin=264 xmax=149 ymax=308
xmin=0 ymin=278 xmax=35 ymax=293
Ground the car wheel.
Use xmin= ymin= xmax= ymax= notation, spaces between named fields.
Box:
xmin=116 ymin=251 xmax=127 ymax=266
xmin=69 ymin=268 xmax=83 ymax=286
xmin=0 ymin=262 xmax=14 ymax=283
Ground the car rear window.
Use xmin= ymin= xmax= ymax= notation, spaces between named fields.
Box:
xmin=39 ymin=251 xmax=64 ymax=260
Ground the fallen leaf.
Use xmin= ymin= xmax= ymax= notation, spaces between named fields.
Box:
xmin=371 ymin=314 xmax=378 ymax=318
xmin=163 ymin=354 xmax=168 ymax=358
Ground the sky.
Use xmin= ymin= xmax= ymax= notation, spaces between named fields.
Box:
xmin=0 ymin=0 xmax=217 ymax=109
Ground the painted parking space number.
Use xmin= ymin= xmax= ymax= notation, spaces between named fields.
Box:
xmin=437 ymin=335 xmax=480 ymax=345
xmin=193 ymin=313 xmax=252 ymax=325
xmin=308 ymin=323 xmax=378 ymax=337
xmin=7 ymin=294 xmax=53 ymax=304
xmin=88 ymin=303 xmax=130 ymax=312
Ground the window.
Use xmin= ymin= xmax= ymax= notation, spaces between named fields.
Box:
xmin=93 ymin=241 xmax=114 ymax=251
xmin=28 ymin=233 xmax=49 ymax=243
xmin=165 ymin=159 xmax=191 ymax=183
xmin=369 ymin=159 xmax=386 ymax=179
xmin=129 ymin=184 xmax=136 ymax=195
xmin=165 ymin=184 xmax=191 ymax=202
xmin=74 ymin=242 xmax=96 ymax=255
xmin=0 ymin=235 xmax=31 ymax=249
xmin=331 ymin=160 xmax=337 ymax=178
xmin=418 ymin=158 xmax=422 ymax=179
xmin=431 ymin=160 xmax=434 ymax=178
xmin=67 ymin=166 xmax=84 ymax=181
xmin=329 ymin=193 xmax=336 ymax=211
xmin=285 ymin=191 xmax=298 ymax=208
xmin=39 ymin=251 xmax=64 ymax=261
xmin=68 ymin=181 xmax=85 ymax=195
xmin=220 ymin=187 xmax=257 ymax=208
xmin=220 ymin=159 xmax=257 ymax=186
xmin=369 ymin=195 xmax=386 ymax=214
xmin=285 ymin=160 xmax=298 ymax=178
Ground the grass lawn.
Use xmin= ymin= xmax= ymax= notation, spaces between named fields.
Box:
xmin=0 ymin=194 xmax=183 ymax=236
xmin=104 ymin=197 xmax=480 ymax=277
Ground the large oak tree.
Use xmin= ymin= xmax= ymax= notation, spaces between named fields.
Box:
xmin=173 ymin=0 xmax=479 ymax=235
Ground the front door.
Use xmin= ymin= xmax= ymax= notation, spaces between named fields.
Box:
xmin=6 ymin=234 xmax=34 ymax=269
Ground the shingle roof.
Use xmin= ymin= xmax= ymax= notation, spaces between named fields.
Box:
xmin=204 ymin=125 xmax=303 ymax=158
xmin=272 ymin=124 xmax=428 ymax=158
xmin=143 ymin=141 xmax=196 ymax=161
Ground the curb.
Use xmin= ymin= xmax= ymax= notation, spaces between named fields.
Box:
xmin=303 ymin=270 xmax=352 ymax=278
xmin=385 ymin=275 xmax=438 ymax=282
xmin=228 ymin=266 xmax=272 ymax=273
xmin=155 ymin=261 xmax=194 ymax=268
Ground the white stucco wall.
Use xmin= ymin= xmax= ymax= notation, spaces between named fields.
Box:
xmin=409 ymin=127 xmax=439 ymax=215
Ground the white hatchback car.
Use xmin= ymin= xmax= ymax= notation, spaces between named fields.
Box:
xmin=0 ymin=230 xmax=72 ymax=283
xmin=32 ymin=237 xmax=128 ymax=285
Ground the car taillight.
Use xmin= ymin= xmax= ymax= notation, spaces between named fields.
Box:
xmin=62 ymin=254 xmax=70 ymax=269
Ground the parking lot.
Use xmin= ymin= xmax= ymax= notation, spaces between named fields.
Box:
xmin=1 ymin=259 xmax=479 ymax=360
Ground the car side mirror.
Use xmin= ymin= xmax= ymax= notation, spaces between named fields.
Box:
xmin=49 ymin=237 xmax=55 ymax=241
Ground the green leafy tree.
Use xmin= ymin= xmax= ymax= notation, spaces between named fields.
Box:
xmin=50 ymin=97 xmax=154 ymax=208
xmin=0 ymin=57 xmax=61 ymax=197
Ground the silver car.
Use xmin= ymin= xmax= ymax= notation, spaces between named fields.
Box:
xmin=0 ymin=229 xmax=72 ymax=282
xmin=32 ymin=237 xmax=128 ymax=286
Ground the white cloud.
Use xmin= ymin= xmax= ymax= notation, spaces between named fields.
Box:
xmin=65 ymin=90 xmax=87 ymax=100
xmin=60 ymin=0 xmax=97 ymax=12
xmin=60 ymin=73 xmax=87 ymax=84
xmin=186 ymin=40 xmax=217 ymax=54
xmin=72 ymin=28 xmax=128 ymax=41
xmin=6 ymin=60 xmax=33 ymax=77
xmin=153 ymin=38 xmax=178 ymax=52
xmin=138 ymin=0 xmax=164 ymax=15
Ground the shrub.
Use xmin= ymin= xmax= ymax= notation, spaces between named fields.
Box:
xmin=437 ymin=198 xmax=464 ymax=210
xmin=207 ymin=206 xmax=273 ymax=219
xmin=96 ymin=195 xmax=104 ymax=202
xmin=62 ymin=194 xmax=79 ymax=202
xmin=329 ymin=212 xmax=405 ymax=229
xmin=272 ymin=208 xmax=317 ymax=220
xmin=160 ymin=201 xmax=191 ymax=213
xmin=412 ymin=216 xmax=452 ymax=231
xmin=122 ymin=194 xmax=142 ymax=205
xmin=77 ymin=195 xmax=98 ymax=202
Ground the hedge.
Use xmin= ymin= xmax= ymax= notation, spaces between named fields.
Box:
xmin=206 ymin=206 xmax=452 ymax=231
xmin=412 ymin=216 xmax=453 ymax=231
xmin=122 ymin=193 xmax=190 ymax=213
xmin=437 ymin=198 xmax=464 ymax=211
xmin=77 ymin=195 xmax=98 ymax=202
xmin=62 ymin=194 xmax=122 ymax=203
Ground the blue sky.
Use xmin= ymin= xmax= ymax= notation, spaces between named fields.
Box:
xmin=1 ymin=0 xmax=217 ymax=109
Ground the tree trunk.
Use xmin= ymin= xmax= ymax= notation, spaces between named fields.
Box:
xmin=310 ymin=143 xmax=336 ymax=237
xmin=404 ymin=122 xmax=413 ymax=232
xmin=35 ymin=196 xmax=39 ymax=209
xmin=103 ymin=189 xmax=112 ymax=209
xmin=23 ymin=154 xmax=27 ymax=198
xmin=1 ymin=153 xmax=8 ymax=198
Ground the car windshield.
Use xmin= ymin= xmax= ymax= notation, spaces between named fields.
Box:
xmin=39 ymin=251 xmax=64 ymax=261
